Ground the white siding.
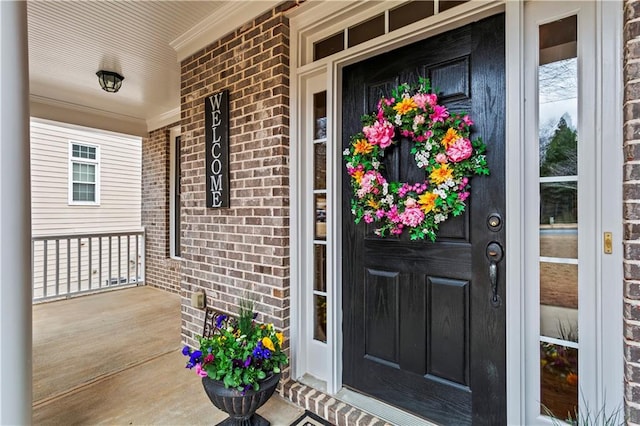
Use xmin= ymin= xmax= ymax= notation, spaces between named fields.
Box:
xmin=30 ymin=118 xmax=142 ymax=236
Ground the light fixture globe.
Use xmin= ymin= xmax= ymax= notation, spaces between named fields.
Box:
xmin=96 ymin=70 xmax=124 ymax=93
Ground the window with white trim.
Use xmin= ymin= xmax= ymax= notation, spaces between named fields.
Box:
xmin=69 ymin=142 xmax=99 ymax=204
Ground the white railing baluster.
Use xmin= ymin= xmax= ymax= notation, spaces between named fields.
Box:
xmin=55 ymin=239 xmax=60 ymax=297
xmin=31 ymin=230 xmax=145 ymax=302
xmin=43 ymin=240 xmax=48 ymax=298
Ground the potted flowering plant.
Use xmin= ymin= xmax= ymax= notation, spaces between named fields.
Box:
xmin=182 ymin=301 xmax=288 ymax=426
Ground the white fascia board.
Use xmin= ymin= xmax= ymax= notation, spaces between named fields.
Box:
xmin=171 ymin=0 xmax=282 ymax=63
xmin=147 ymin=107 xmax=181 ymax=133
xmin=30 ymin=95 xmax=147 ymax=137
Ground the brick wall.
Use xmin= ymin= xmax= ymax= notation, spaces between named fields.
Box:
xmin=626 ymin=1 xmax=640 ymax=423
xmin=179 ymin=5 xmax=291 ymax=351
xmin=142 ymin=124 xmax=181 ymax=294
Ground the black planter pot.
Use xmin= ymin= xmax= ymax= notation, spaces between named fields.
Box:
xmin=201 ymin=373 xmax=281 ymax=426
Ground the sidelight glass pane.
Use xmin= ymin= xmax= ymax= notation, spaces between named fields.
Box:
xmin=540 ymin=227 xmax=577 ymax=259
xmin=540 ymin=342 xmax=578 ymax=420
xmin=314 ymin=91 xmax=327 ymax=140
xmin=314 ymin=244 xmax=326 ymax=292
xmin=540 ymin=181 xmax=577 ymax=226
xmin=315 ymin=194 xmax=326 ymax=240
xmin=314 ymin=294 xmax=327 ymax=343
xmin=538 ymin=14 xmax=578 ymax=420
xmin=314 ymin=143 xmax=326 ymax=190
xmin=540 ymin=261 xmax=578 ymax=340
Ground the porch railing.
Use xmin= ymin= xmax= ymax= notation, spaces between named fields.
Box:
xmin=32 ymin=230 xmax=145 ymax=302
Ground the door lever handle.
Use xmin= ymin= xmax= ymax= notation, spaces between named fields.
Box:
xmin=486 ymin=242 xmax=504 ymax=308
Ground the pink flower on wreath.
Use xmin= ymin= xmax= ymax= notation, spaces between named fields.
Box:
xmin=413 ymin=93 xmax=438 ymax=109
xmin=363 ymin=120 xmax=395 ymax=148
xmin=435 ymin=153 xmax=448 ymax=164
xmin=458 ymin=191 xmax=470 ymax=202
xmin=376 ymin=209 xmax=386 ymax=219
xmin=459 ymin=177 xmax=469 ymax=190
xmin=430 ymin=105 xmax=449 ymax=123
xmin=387 ymin=205 xmax=401 ymax=223
xmin=356 ymin=171 xmax=381 ymax=198
xmin=404 ymin=197 xmax=418 ymax=208
xmin=413 ymin=115 xmax=425 ymax=126
xmin=462 ymin=115 xmax=474 ymax=126
xmin=399 ymin=207 xmax=425 ymax=227
xmin=446 ymin=138 xmax=473 ymax=162
xmin=364 ymin=214 xmax=374 ymax=224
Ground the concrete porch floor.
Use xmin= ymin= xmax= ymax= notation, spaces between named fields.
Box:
xmin=32 ymin=286 xmax=304 ymax=425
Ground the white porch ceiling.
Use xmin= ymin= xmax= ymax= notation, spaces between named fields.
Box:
xmin=26 ymin=0 xmax=278 ymax=136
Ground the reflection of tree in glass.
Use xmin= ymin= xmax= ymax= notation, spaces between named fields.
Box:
xmin=540 ymin=117 xmax=577 ymax=177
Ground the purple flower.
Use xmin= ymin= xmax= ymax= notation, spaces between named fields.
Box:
xmin=243 ymin=356 xmax=252 ymax=368
xmin=215 ymin=315 xmax=227 ymax=329
xmin=181 ymin=345 xmax=191 ymax=356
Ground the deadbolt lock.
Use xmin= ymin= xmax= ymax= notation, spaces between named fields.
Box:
xmin=487 ymin=213 xmax=503 ymax=231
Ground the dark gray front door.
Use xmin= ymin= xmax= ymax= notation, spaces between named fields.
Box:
xmin=342 ymin=14 xmax=506 ymax=425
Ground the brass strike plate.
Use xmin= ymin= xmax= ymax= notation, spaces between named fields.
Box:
xmin=604 ymin=232 xmax=613 ymax=254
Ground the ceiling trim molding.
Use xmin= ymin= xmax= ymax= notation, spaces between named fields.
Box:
xmin=30 ymin=94 xmax=148 ymax=137
xmin=170 ymin=0 xmax=282 ymax=62
xmin=147 ymin=107 xmax=181 ymax=132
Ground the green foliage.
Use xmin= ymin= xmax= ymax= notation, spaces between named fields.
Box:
xmin=183 ymin=303 xmax=288 ymax=393
xmin=540 ymin=117 xmax=577 ymax=177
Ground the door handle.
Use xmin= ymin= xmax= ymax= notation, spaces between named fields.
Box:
xmin=486 ymin=242 xmax=504 ymax=308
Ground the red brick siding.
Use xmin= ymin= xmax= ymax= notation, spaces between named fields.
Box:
xmin=142 ymin=125 xmax=181 ymax=294
xmin=179 ymin=7 xmax=291 ymax=358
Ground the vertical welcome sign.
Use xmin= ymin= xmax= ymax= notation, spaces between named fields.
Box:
xmin=205 ymin=90 xmax=230 ymax=208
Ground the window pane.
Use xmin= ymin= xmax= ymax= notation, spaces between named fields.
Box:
xmin=540 ymin=181 xmax=577 ymax=225
xmin=72 ymin=144 xmax=96 ymax=160
xmin=314 ymin=143 xmax=326 ymax=190
xmin=315 ymin=194 xmax=326 ymax=240
xmin=73 ymin=183 xmax=95 ymax=202
xmin=313 ymin=32 xmax=344 ymax=61
xmin=540 ymin=342 xmax=578 ymax=419
xmin=540 ymin=261 xmax=577 ymax=340
xmin=73 ymin=163 xmax=96 ymax=184
xmin=348 ymin=14 xmax=385 ymax=48
xmin=314 ymin=244 xmax=326 ymax=292
xmin=439 ymin=0 xmax=468 ymax=13
xmin=314 ymin=91 xmax=327 ymax=140
xmin=314 ymin=294 xmax=327 ymax=343
xmin=539 ymin=59 xmax=577 ymax=178
xmin=389 ymin=1 xmax=434 ymax=32
xmin=538 ymin=15 xmax=578 ymax=419
xmin=540 ymin=227 xmax=577 ymax=259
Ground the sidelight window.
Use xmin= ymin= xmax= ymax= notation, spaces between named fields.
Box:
xmin=537 ymin=15 xmax=579 ymax=419
xmin=313 ymin=91 xmax=328 ymax=343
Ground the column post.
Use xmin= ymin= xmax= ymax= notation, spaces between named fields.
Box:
xmin=0 ymin=1 xmax=32 ymax=424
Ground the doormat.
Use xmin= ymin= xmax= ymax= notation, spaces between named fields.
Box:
xmin=289 ymin=410 xmax=334 ymax=426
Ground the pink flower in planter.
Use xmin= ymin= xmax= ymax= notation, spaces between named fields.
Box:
xmin=195 ymin=363 xmax=208 ymax=378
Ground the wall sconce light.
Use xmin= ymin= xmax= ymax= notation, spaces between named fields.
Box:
xmin=96 ymin=70 xmax=124 ymax=93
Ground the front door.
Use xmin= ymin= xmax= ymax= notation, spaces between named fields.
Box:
xmin=342 ymin=14 xmax=506 ymax=425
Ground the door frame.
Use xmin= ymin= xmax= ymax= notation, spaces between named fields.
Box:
xmin=288 ymin=1 xmax=622 ymax=423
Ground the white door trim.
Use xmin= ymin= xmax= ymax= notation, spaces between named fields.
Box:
xmin=288 ymin=0 xmax=622 ymax=421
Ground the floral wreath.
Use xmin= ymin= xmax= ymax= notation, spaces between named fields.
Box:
xmin=343 ymin=78 xmax=489 ymax=241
